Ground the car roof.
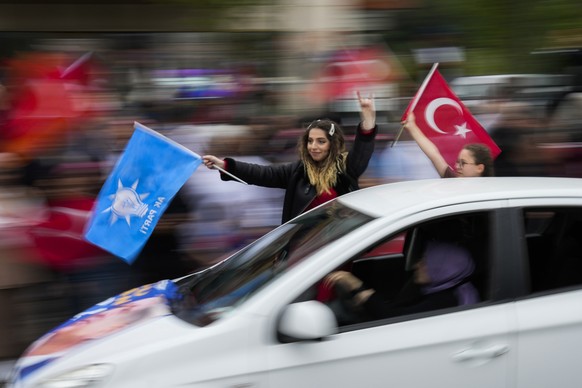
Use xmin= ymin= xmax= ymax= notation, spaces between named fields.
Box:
xmin=338 ymin=177 xmax=582 ymax=218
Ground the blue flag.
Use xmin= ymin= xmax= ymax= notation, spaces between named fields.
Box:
xmin=85 ymin=122 xmax=202 ymax=263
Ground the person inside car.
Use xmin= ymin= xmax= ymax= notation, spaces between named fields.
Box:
xmin=324 ymin=221 xmax=480 ymax=320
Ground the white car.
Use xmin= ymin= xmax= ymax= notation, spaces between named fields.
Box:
xmin=8 ymin=177 xmax=582 ymax=388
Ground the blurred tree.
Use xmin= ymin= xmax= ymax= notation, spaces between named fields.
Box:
xmin=423 ymin=0 xmax=582 ymax=73
xmin=162 ymin=0 xmax=264 ymax=5
xmin=152 ymin=0 xmax=270 ymax=31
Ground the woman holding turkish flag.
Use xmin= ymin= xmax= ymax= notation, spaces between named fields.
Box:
xmin=402 ymin=111 xmax=494 ymax=178
xmin=398 ymin=64 xmax=499 ymax=178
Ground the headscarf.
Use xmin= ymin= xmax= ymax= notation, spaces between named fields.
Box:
xmin=421 ymin=241 xmax=480 ymax=305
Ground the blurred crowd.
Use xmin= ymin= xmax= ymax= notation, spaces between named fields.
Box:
xmin=1 ymin=33 xmax=582 ymax=360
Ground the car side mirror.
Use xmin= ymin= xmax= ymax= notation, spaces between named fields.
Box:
xmin=277 ymin=300 xmax=338 ymax=343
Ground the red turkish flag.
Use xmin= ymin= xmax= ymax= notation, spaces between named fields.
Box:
xmin=402 ymin=65 xmax=501 ymax=169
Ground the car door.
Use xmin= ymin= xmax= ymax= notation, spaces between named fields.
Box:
xmin=267 ymin=209 xmax=516 ymax=388
xmin=511 ymin=204 xmax=582 ymax=388
xmin=267 ymin=304 xmax=515 ymax=388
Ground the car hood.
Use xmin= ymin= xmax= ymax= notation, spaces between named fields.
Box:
xmin=12 ymin=279 xmax=181 ymax=383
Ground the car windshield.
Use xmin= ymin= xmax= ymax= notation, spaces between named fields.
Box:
xmin=171 ymin=201 xmax=374 ymax=326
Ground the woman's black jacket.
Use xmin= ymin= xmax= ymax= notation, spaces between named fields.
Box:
xmin=219 ymin=123 xmax=377 ymax=223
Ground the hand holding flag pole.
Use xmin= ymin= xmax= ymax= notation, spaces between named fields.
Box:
xmin=202 ymin=153 xmax=249 ymax=185
xmin=391 ymin=62 xmax=440 ymax=147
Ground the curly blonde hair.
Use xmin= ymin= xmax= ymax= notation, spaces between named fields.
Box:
xmin=298 ymin=119 xmax=347 ymax=195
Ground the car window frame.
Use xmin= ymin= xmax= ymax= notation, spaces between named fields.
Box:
xmin=511 ymin=204 xmax=582 ymax=299
xmin=505 ymin=198 xmax=582 ymax=301
xmin=267 ymin=200 xmax=526 ymax=341
xmin=307 ymin=207 xmax=507 ymax=333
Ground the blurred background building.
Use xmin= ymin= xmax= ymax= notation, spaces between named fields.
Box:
xmin=0 ymin=0 xmax=581 ymax=372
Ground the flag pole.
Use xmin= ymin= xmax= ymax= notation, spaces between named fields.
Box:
xmin=390 ymin=125 xmax=405 ymax=148
xmin=391 ymin=62 xmax=439 ymax=147
xmin=212 ymin=164 xmax=249 ymax=185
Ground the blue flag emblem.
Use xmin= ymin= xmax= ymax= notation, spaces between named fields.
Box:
xmin=85 ymin=122 xmax=202 ymax=263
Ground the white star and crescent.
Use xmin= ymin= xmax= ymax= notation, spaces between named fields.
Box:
xmin=424 ymin=97 xmax=472 ymax=138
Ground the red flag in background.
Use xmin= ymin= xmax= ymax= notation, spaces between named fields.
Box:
xmin=1 ymin=52 xmax=97 ymax=158
xmin=311 ymin=46 xmax=402 ymax=104
xmin=402 ymin=64 xmax=501 ymax=169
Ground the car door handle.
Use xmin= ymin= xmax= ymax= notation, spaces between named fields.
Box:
xmin=452 ymin=344 xmax=509 ymax=362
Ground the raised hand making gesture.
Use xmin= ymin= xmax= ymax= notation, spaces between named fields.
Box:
xmin=357 ymin=90 xmax=376 ymax=132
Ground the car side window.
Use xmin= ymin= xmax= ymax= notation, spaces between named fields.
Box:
xmin=523 ymin=207 xmax=582 ymax=293
xmin=309 ymin=211 xmax=492 ymax=328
